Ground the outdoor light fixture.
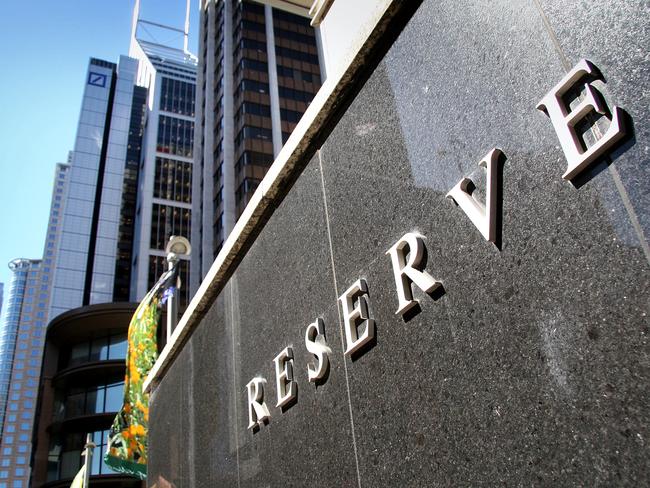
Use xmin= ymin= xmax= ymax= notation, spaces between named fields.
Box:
xmin=165 ymin=236 xmax=191 ymax=340
xmin=165 ymin=235 xmax=191 ymax=257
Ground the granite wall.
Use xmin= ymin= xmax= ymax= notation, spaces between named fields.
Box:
xmin=148 ymin=1 xmax=650 ymax=486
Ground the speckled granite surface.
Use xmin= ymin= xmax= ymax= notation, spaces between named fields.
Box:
xmin=148 ymin=1 xmax=649 ymax=486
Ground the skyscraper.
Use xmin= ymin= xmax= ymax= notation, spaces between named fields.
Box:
xmin=27 ymin=3 xmax=195 ymax=484
xmin=191 ymin=0 xmax=322 ymax=290
xmin=48 ymin=56 xmax=145 ymax=320
xmin=0 ymin=258 xmax=44 ymax=488
xmin=0 ymin=162 xmax=70 ymax=488
xmin=128 ymin=12 xmax=197 ymax=308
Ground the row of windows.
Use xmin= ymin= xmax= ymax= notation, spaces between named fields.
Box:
xmin=157 ymin=115 xmax=194 ymax=158
xmin=274 ymin=27 xmax=315 ymax=46
xmin=235 ymin=177 xmax=261 ymax=205
xmin=272 ymin=8 xmax=312 ymax=27
xmin=235 ymin=57 xmax=268 ymax=76
xmin=278 ymin=86 xmax=316 ymax=104
xmin=235 ymin=78 xmax=269 ymax=98
xmin=235 ymin=0 xmax=264 ymax=18
xmin=159 ymin=77 xmax=196 ymax=117
xmin=2 ymin=422 xmax=31 ymax=434
xmin=64 ymin=333 xmax=127 ymax=369
xmin=235 ymin=125 xmax=272 ymax=147
xmin=153 ymin=158 xmax=193 ymax=204
xmin=276 ymin=65 xmax=316 ymax=83
xmin=0 ymin=457 xmax=26 ymax=468
xmin=54 ymin=381 xmax=123 ymax=420
xmin=0 ymin=471 xmax=26 ymax=486
xmin=150 ymin=204 xmax=191 ymax=250
xmin=235 ymin=101 xmax=271 ymax=122
xmin=236 ymin=37 xmax=267 ymax=54
xmin=235 ymin=151 xmax=273 ymax=174
xmin=1 ymin=433 xmax=30 ymax=444
xmin=47 ymin=430 xmax=112 ymax=482
xmin=280 ymin=108 xmax=303 ymax=124
xmin=275 ymin=45 xmax=319 ymax=65
xmin=1 ymin=443 xmax=29 ymax=457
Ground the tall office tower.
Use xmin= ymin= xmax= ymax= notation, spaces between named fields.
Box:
xmin=41 ymin=163 xmax=71 ymax=310
xmin=0 ymin=163 xmax=70 ymax=488
xmin=49 ymin=57 xmax=146 ymax=320
xmin=0 ymin=258 xmax=46 ymax=488
xmin=128 ymin=11 xmax=198 ymax=308
xmin=0 ymin=283 xmax=4 ymax=322
xmin=190 ymin=0 xmax=322 ymax=290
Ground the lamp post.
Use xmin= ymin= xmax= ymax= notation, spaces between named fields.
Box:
xmin=164 ymin=236 xmax=191 ymax=340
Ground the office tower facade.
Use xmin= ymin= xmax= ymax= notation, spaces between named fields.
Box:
xmin=191 ymin=0 xmax=322 ymax=290
xmin=0 ymin=258 xmax=45 ymax=488
xmin=128 ymin=32 xmax=197 ymax=308
xmin=49 ymin=56 xmax=145 ymax=320
xmin=0 ymin=162 xmax=70 ymax=488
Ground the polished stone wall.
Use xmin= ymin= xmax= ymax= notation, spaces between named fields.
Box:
xmin=148 ymin=1 xmax=650 ymax=486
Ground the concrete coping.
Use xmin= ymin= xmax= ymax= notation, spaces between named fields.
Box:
xmin=143 ymin=0 xmax=418 ymax=393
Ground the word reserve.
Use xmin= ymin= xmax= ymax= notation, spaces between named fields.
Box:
xmin=246 ymin=59 xmax=629 ymax=431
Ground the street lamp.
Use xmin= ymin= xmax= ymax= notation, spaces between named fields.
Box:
xmin=165 ymin=236 xmax=191 ymax=340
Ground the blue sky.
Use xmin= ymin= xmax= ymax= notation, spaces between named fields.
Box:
xmin=0 ymin=1 xmax=197 ymax=291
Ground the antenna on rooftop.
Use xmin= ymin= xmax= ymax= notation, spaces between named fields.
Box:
xmin=130 ymin=0 xmax=192 ymax=53
xmin=184 ymin=0 xmax=191 ymax=54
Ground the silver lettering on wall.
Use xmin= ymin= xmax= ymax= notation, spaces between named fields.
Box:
xmin=246 ymin=377 xmax=270 ymax=430
xmin=305 ymin=318 xmax=331 ymax=382
xmin=536 ymin=59 xmax=627 ymax=181
xmin=339 ymin=279 xmax=375 ymax=357
xmin=240 ymin=57 xmax=633 ymax=434
xmin=273 ymin=347 xmax=298 ymax=408
xmin=386 ymin=232 xmax=442 ymax=316
xmin=446 ymin=148 xmax=504 ymax=245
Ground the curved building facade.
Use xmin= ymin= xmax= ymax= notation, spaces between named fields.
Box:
xmin=31 ymin=303 xmax=142 ymax=488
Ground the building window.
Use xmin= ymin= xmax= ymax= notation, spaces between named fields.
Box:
xmin=234 ymin=125 xmax=272 ymax=147
xmin=47 ymin=430 xmax=114 ymax=481
xmin=159 ymin=77 xmax=196 ymax=117
xmin=55 ymin=382 xmax=124 ymax=420
xmin=156 ymin=115 xmax=194 ymax=158
xmin=150 ymin=204 xmax=191 ymax=250
xmin=65 ymin=333 xmax=127 ymax=368
xmin=234 ymin=79 xmax=269 ymax=98
xmin=153 ymin=158 xmax=193 ymax=203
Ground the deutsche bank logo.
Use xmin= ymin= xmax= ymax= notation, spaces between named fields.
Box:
xmin=88 ymin=72 xmax=107 ymax=87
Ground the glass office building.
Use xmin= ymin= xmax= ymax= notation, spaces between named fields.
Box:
xmin=48 ymin=57 xmax=145 ymax=320
xmin=128 ymin=36 xmax=197 ymax=309
xmin=0 ymin=258 xmax=45 ymax=488
xmin=0 ymin=163 xmax=70 ymax=488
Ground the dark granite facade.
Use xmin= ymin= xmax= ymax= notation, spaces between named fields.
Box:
xmin=148 ymin=1 xmax=649 ymax=486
